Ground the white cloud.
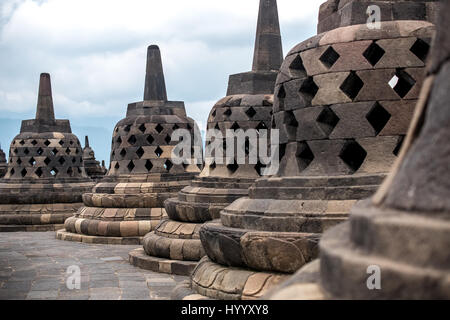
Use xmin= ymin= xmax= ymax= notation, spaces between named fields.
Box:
xmin=0 ymin=0 xmax=322 ymax=162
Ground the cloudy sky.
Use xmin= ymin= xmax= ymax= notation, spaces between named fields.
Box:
xmin=0 ymin=0 xmax=323 ymax=164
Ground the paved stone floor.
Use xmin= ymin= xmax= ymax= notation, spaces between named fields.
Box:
xmin=0 ymin=231 xmax=188 ymax=300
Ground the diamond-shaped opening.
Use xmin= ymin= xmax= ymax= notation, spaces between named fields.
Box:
xmin=17 ymin=158 xmax=22 ymax=165
xmin=227 ymin=160 xmax=239 ymax=174
xmin=340 ymin=72 xmax=364 ymax=100
xmin=154 ymin=146 xmax=163 ymax=158
xmin=44 ymin=140 xmax=51 ymax=147
xmin=72 ymin=157 xmax=76 ymax=164
xmin=120 ymin=148 xmax=127 ymax=157
xmin=339 ymin=140 xmax=367 ymax=173
xmin=393 ymin=135 xmax=405 ymax=157
xmin=254 ymin=161 xmax=267 ymax=176
xmin=146 ymin=135 xmax=154 ymax=144
xmin=136 ymin=147 xmax=145 ymax=159
xmin=214 ymin=123 xmax=220 ymax=131
xmin=114 ymin=162 xmax=120 ymax=169
xmin=50 ymin=168 xmax=59 ymax=176
xmin=58 ymin=140 xmax=64 ymax=146
xmin=75 ymin=148 xmax=80 ymax=154
xmin=285 ymin=110 xmax=299 ymax=128
xmin=165 ymin=135 xmax=171 ymax=144
xmin=211 ymin=110 xmax=217 ymax=118
xmin=297 ymin=142 xmax=315 ymax=171
xmin=67 ymin=167 xmax=73 ymax=176
xmin=70 ymin=140 xmax=74 ymax=145
xmin=299 ymin=77 xmax=319 ymax=100
xmin=164 ymin=159 xmax=173 ymax=171
xmin=209 ymin=161 xmax=216 ymax=170
xmin=77 ymin=167 xmax=82 ymax=174
xmin=51 ymin=148 xmax=58 ymax=156
xmin=363 ymin=41 xmax=385 ymax=67
xmin=155 ymin=124 xmax=164 ymax=133
xmin=29 ymin=157 xmax=36 ymax=166
xmin=124 ymin=125 xmax=131 ymax=132
xmin=58 ymin=157 xmax=65 ymax=165
xmin=245 ymin=107 xmax=257 ymax=118
xmin=37 ymin=148 xmax=43 ymax=156
xmin=289 ymin=54 xmax=306 ymax=77
xmin=115 ymin=127 xmax=119 ymax=133
xmin=366 ymin=102 xmax=391 ymax=135
xmin=20 ymin=168 xmax=27 ymax=177
xmin=256 ymin=121 xmax=268 ymax=132
xmin=117 ymin=136 xmax=122 ymax=144
xmin=319 ymin=46 xmax=340 ymax=69
xmin=138 ymin=123 xmax=146 ymax=133
xmin=24 ymin=148 xmax=30 ymax=155
xmin=390 ymin=69 xmax=416 ymax=98
xmin=127 ymin=160 xmax=135 ymax=172
xmin=10 ymin=168 xmax=15 ymax=175
xmin=223 ymin=108 xmax=232 ymax=117
xmin=231 ymin=122 xmax=240 ymax=131
xmin=145 ymin=159 xmax=153 ymax=172
xmin=128 ymin=135 xmax=137 ymax=145
xmin=172 ymin=124 xmax=180 ymax=130
xmin=19 ymin=140 xmax=25 ymax=145
xmin=316 ymin=107 xmax=340 ymax=136
xmin=31 ymin=140 xmax=38 ymax=146
xmin=13 ymin=148 xmax=18 ymax=154
xmin=410 ymin=38 xmax=430 ymax=63
xmin=35 ymin=167 xmax=43 ymax=177
xmin=44 ymin=157 xmax=51 ymax=166
xmin=65 ymin=147 xmax=71 ymax=155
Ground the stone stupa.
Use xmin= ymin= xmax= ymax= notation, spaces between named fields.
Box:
xmin=129 ymin=0 xmax=283 ymax=276
xmin=0 ymin=73 xmax=95 ymax=232
xmin=57 ymin=45 xmax=203 ymax=244
xmin=0 ymin=144 xmax=6 ymax=178
xmin=82 ymin=135 xmax=106 ymax=182
xmin=173 ymin=0 xmax=438 ymax=300
xmin=268 ymin=0 xmax=448 ymax=300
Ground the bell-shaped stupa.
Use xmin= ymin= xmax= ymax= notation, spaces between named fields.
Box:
xmin=268 ymin=0 xmax=449 ymax=300
xmin=173 ymin=0 xmax=438 ymax=300
xmin=0 ymin=73 xmax=95 ymax=232
xmin=129 ymin=0 xmax=283 ymax=275
xmin=57 ymin=45 xmax=203 ymax=244
xmin=82 ymin=136 xmax=106 ymax=182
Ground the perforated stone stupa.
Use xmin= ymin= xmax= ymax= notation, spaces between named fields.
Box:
xmin=82 ymin=136 xmax=106 ymax=182
xmin=57 ymin=45 xmax=202 ymax=244
xmin=268 ymin=0 xmax=449 ymax=300
xmin=129 ymin=0 xmax=283 ymax=276
xmin=0 ymin=144 xmax=6 ymax=178
xmin=0 ymin=73 xmax=95 ymax=232
xmin=173 ymin=0 xmax=438 ymax=300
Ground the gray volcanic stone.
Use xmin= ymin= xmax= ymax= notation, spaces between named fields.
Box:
xmin=267 ymin=0 xmax=449 ymax=301
xmin=0 ymin=144 xmax=6 ymax=178
xmin=133 ymin=0 xmax=283 ymax=276
xmin=0 ymin=73 xmax=95 ymax=232
xmin=58 ymin=45 xmax=203 ymax=244
xmin=182 ymin=0 xmax=437 ymax=301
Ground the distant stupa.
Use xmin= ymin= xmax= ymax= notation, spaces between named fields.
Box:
xmin=0 ymin=73 xmax=95 ymax=232
xmin=82 ymin=135 xmax=106 ymax=181
xmin=0 ymin=143 xmax=7 ymax=178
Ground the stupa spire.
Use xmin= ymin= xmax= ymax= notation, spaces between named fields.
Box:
xmin=143 ymin=45 xmax=168 ymax=101
xmin=252 ymin=0 xmax=283 ymax=72
xmin=35 ymin=73 xmax=55 ymax=121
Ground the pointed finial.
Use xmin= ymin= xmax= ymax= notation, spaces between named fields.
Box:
xmin=252 ymin=0 xmax=283 ymax=72
xmin=85 ymin=136 xmax=90 ymax=148
xmin=35 ymin=73 xmax=55 ymax=121
xmin=143 ymin=45 xmax=168 ymax=101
